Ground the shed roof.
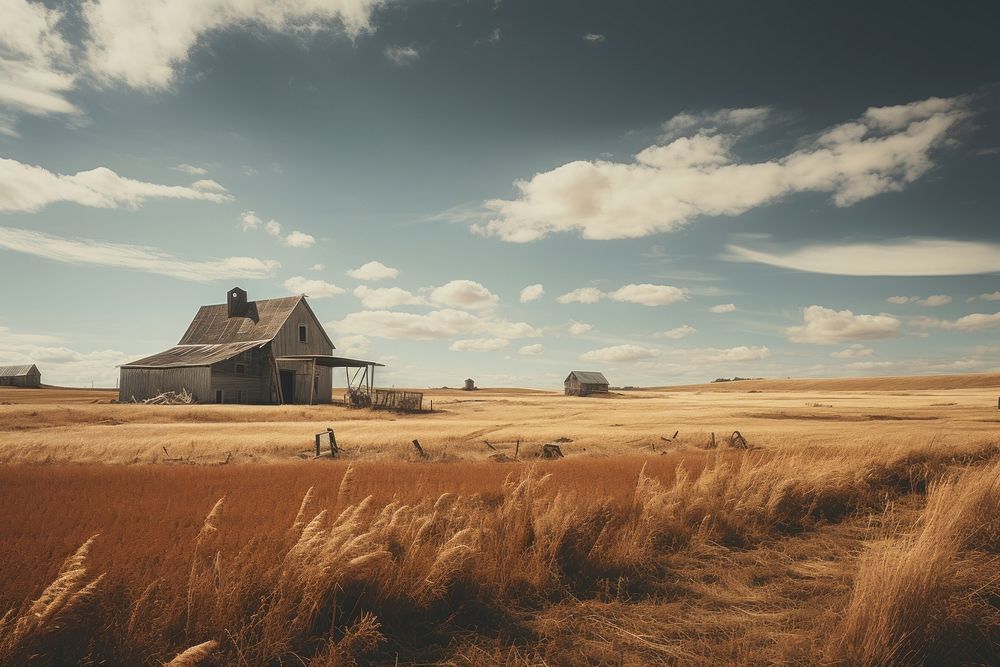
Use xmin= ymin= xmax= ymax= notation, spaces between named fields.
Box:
xmin=565 ymin=371 xmax=609 ymax=385
xmin=121 ymin=341 xmax=266 ymax=368
xmin=277 ymin=355 xmax=384 ymax=368
xmin=178 ymin=296 xmax=305 ymax=345
xmin=0 ymin=364 xmax=39 ymax=377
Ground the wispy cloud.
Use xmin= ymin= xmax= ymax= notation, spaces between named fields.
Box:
xmin=0 ymin=157 xmax=232 ymax=214
xmin=384 ymin=45 xmax=419 ymax=66
xmin=330 ymin=309 xmax=541 ymax=341
xmin=0 ymin=226 xmax=279 ymax=281
xmin=913 ymin=312 xmax=1000 ymax=332
xmin=283 ymin=276 xmax=345 ymax=298
xmin=582 ymin=33 xmax=606 ymax=45
xmin=475 ymin=96 xmax=969 ymax=242
xmin=728 ymin=238 xmax=1000 ymax=276
xmin=556 ymin=284 xmax=686 ymax=306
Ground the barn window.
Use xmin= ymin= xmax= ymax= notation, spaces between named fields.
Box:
xmin=236 ymin=390 xmax=245 ymax=404
xmin=298 ymin=324 xmax=307 ymax=343
xmin=215 ymin=389 xmax=224 ymax=403
xmin=235 ymin=363 xmax=246 ymax=374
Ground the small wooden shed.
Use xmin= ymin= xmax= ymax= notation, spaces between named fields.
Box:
xmin=564 ymin=371 xmax=609 ymax=396
xmin=0 ymin=364 xmax=41 ymax=387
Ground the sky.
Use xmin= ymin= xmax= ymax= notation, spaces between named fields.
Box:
xmin=2 ymin=0 xmax=1000 ymax=389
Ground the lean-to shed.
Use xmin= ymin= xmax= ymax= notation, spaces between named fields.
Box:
xmin=0 ymin=364 xmax=41 ymax=387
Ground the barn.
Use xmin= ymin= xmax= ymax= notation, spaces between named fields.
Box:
xmin=564 ymin=371 xmax=609 ymax=396
xmin=119 ymin=287 xmax=380 ymax=404
xmin=0 ymin=364 xmax=41 ymax=388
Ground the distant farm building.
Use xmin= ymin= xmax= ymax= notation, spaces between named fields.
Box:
xmin=463 ymin=378 xmax=476 ymax=391
xmin=119 ymin=287 xmax=381 ymax=404
xmin=564 ymin=371 xmax=609 ymax=396
xmin=0 ymin=364 xmax=41 ymax=387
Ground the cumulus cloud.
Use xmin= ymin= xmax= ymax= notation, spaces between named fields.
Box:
xmin=475 ymin=96 xmax=968 ymax=242
xmin=310 ymin=263 xmax=325 ymax=271
xmin=0 ymin=226 xmax=279 ymax=281
xmin=971 ymin=291 xmax=1000 ymax=302
xmin=353 ymin=285 xmax=426 ymax=309
xmin=283 ymin=276 xmax=345 ymax=298
xmin=519 ymin=343 xmax=544 ymax=356
xmin=0 ymin=0 xmax=79 ymax=134
xmin=708 ymin=303 xmax=736 ymax=313
xmin=728 ymin=239 xmax=1000 ymax=276
xmin=429 ymin=280 xmax=499 ymax=310
xmin=608 ymin=284 xmax=687 ymax=306
xmin=450 ymin=338 xmax=509 ymax=352
xmin=887 ymin=295 xmax=911 ymax=304
xmin=580 ymin=344 xmax=660 ymax=363
xmin=691 ymin=346 xmax=770 ymax=363
xmin=264 ymin=220 xmax=282 ymax=237
xmin=786 ymin=305 xmax=901 ymax=343
xmin=557 ymin=287 xmax=603 ymax=304
xmin=0 ymin=157 xmax=232 ymax=213
xmin=330 ymin=309 xmax=541 ymax=341
xmin=283 ymin=231 xmax=315 ymax=248
xmin=83 ymin=0 xmax=386 ymax=89
xmin=334 ymin=334 xmax=370 ymax=358
xmin=831 ymin=344 xmax=874 ymax=359
xmin=346 ymin=261 xmax=399 ymax=281
xmin=660 ymin=107 xmax=772 ymax=141
xmin=0 ymin=326 xmax=132 ymax=387
xmin=582 ymin=33 xmax=605 ymax=44
xmin=384 ymin=45 xmax=419 ymax=66
xmin=913 ymin=312 xmax=1000 ymax=332
xmin=886 ymin=295 xmax=952 ymax=306
xmin=240 ymin=210 xmax=263 ymax=230
xmin=519 ymin=283 xmax=545 ymax=303
xmin=173 ymin=163 xmax=208 ymax=175
xmin=567 ymin=320 xmax=592 ymax=335
xmin=658 ymin=325 xmax=697 ymax=339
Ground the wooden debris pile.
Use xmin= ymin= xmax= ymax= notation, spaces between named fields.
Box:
xmin=141 ymin=389 xmax=194 ymax=405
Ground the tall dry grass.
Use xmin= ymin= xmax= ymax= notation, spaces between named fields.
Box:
xmin=830 ymin=460 xmax=1000 ymax=665
xmin=2 ymin=439 xmax=996 ymax=664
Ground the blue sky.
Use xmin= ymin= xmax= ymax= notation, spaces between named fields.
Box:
xmin=2 ymin=0 xmax=999 ymax=388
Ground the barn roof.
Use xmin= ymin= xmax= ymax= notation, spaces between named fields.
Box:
xmin=178 ymin=296 xmax=305 ymax=345
xmin=566 ymin=371 xmax=609 ymax=385
xmin=121 ymin=341 xmax=266 ymax=368
xmin=0 ymin=364 xmax=38 ymax=377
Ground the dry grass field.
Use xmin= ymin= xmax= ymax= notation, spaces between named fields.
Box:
xmin=0 ymin=373 xmax=998 ymax=665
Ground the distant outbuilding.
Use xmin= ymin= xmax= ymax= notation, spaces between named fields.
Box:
xmin=564 ymin=371 xmax=609 ymax=396
xmin=0 ymin=364 xmax=41 ymax=387
xmin=463 ymin=378 xmax=477 ymax=391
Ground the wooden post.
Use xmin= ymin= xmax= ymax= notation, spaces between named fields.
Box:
xmin=308 ymin=358 xmax=316 ymax=405
xmin=327 ymin=427 xmax=337 ymax=457
xmin=514 ymin=440 xmax=519 ymax=460
xmin=314 ymin=432 xmax=322 ymax=457
xmin=412 ymin=439 xmax=426 ymax=457
xmin=710 ymin=432 xmax=716 ymax=448
xmin=271 ymin=357 xmax=284 ymax=404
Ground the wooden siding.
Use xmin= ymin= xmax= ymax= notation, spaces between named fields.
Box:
xmin=119 ymin=367 xmax=211 ymax=403
xmin=209 ymin=346 xmax=273 ymax=404
xmin=0 ymin=371 xmax=41 ymax=388
xmin=276 ymin=359 xmax=332 ymax=404
xmin=271 ymin=301 xmax=334 ymax=358
xmin=564 ymin=376 xmax=609 ymax=396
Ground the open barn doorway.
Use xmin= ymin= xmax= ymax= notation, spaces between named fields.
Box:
xmin=279 ymin=370 xmax=295 ymax=404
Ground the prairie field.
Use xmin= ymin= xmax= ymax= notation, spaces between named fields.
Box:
xmin=1 ymin=374 xmax=999 ymax=665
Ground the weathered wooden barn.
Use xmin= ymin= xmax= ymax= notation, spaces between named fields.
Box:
xmin=119 ymin=287 xmax=380 ymax=404
xmin=0 ymin=364 xmax=41 ymax=387
xmin=564 ymin=371 xmax=609 ymax=396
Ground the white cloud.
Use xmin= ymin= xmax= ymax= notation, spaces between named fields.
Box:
xmin=660 ymin=107 xmax=772 ymax=141
xmin=331 ymin=309 xmax=541 ymax=341
xmin=975 ymin=291 xmax=1000 ymax=301
xmin=691 ymin=345 xmax=770 ymax=363
xmin=557 ymin=287 xmax=603 ymax=304
xmin=283 ymin=231 xmax=315 ymax=248
xmin=567 ymin=320 xmax=593 ymax=335
xmin=384 ymin=45 xmax=419 ymax=66
xmin=192 ymin=178 xmax=227 ymax=193
xmin=334 ymin=334 xmax=370 ymax=358
xmin=913 ymin=312 xmax=1000 ymax=332
xmin=283 ymin=276 xmax=344 ymax=298
xmin=708 ymin=303 xmax=736 ymax=313
xmin=310 ymin=263 xmax=325 ymax=271
xmin=886 ymin=294 xmax=952 ymax=306
xmin=658 ymin=325 xmax=697 ymax=339
xmin=519 ymin=283 xmax=545 ymax=303
xmin=0 ymin=226 xmax=279 ymax=281
xmin=728 ymin=239 xmax=1000 ymax=276
xmin=607 ymin=283 xmax=686 ymax=306
xmin=429 ymin=279 xmax=499 ymax=310
xmin=450 ymin=338 xmax=509 ymax=352
xmin=264 ymin=220 xmax=282 ymax=237
xmin=346 ymin=261 xmax=399 ymax=281
xmin=518 ymin=343 xmax=544 ymax=356
xmin=0 ymin=326 xmax=132 ymax=388
xmin=240 ymin=210 xmax=262 ymax=230
xmin=173 ymin=163 xmax=208 ymax=175
xmin=580 ymin=344 xmax=660 ymax=363
xmin=0 ymin=0 xmax=79 ymax=133
xmin=0 ymin=157 xmax=232 ymax=213
xmin=845 ymin=360 xmax=895 ymax=370
xmin=83 ymin=0 xmax=386 ymax=89
xmin=582 ymin=33 xmax=606 ymax=44
xmin=475 ymin=96 xmax=968 ymax=242
xmin=353 ymin=285 xmax=426 ymax=309
xmin=831 ymin=344 xmax=874 ymax=359
xmin=786 ymin=305 xmax=901 ymax=344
